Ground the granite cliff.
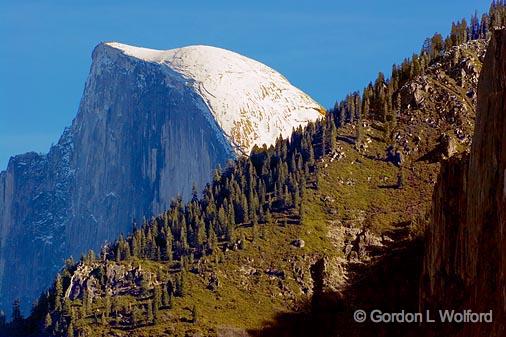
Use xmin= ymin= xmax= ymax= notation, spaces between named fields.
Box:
xmin=0 ymin=42 xmax=322 ymax=314
xmin=421 ymin=29 xmax=506 ymax=337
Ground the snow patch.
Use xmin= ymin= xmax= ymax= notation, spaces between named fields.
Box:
xmin=105 ymin=42 xmax=324 ymax=154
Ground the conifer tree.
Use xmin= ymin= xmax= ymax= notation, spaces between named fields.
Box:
xmin=225 ymin=223 xmax=236 ymax=242
xmin=140 ymin=277 xmax=150 ymax=297
xmin=252 ymin=219 xmax=258 ymax=241
xmin=191 ymin=305 xmax=198 ymax=324
xmin=147 ymin=301 xmax=154 ymax=323
xmin=208 ymin=226 xmax=219 ymax=254
xmin=299 ymin=202 xmax=306 ymax=224
xmin=67 ymin=322 xmax=74 ymax=337
xmin=180 ymin=218 xmax=189 ymax=254
xmin=83 ymin=288 xmax=91 ymax=316
xmin=54 ymin=274 xmax=63 ymax=311
xmin=112 ymin=296 xmax=120 ymax=318
xmin=44 ymin=312 xmax=52 ymax=331
xmin=328 ymin=119 xmax=337 ymax=153
xmin=63 ymin=298 xmax=72 ymax=316
xmin=241 ymin=194 xmax=249 ymax=223
xmin=168 ymin=292 xmax=173 ymax=309
xmin=154 ymin=285 xmax=162 ymax=310
xmin=239 ymin=232 xmax=246 ymax=249
xmin=175 ymin=273 xmax=185 ymax=297
xmin=161 ymin=284 xmax=170 ymax=308
xmin=196 ymin=218 xmax=206 ymax=250
xmin=85 ymin=249 xmax=96 ymax=263
xmin=132 ymin=306 xmax=142 ymax=328
xmin=152 ymin=300 xmax=159 ymax=324
xmin=293 ymin=186 xmax=300 ymax=210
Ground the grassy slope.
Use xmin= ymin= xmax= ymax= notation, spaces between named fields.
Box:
xmin=55 ymin=40 xmax=485 ymax=337
xmin=77 ymin=122 xmax=439 ymax=337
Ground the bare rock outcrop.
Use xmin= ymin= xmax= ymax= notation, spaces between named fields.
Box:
xmin=420 ymin=30 xmax=506 ymax=337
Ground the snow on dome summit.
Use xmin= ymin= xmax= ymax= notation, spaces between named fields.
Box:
xmin=104 ymin=42 xmax=325 ymax=155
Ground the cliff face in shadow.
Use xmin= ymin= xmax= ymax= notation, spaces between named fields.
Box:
xmin=421 ymin=29 xmax=506 ymax=337
xmin=0 ymin=44 xmax=234 ymax=315
xmin=247 ymin=239 xmax=425 ymax=337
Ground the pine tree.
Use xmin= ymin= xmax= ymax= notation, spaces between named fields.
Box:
xmin=105 ymin=293 xmax=112 ymax=318
xmin=140 ymin=276 xmax=150 ymax=297
xmin=218 ymin=206 xmax=227 ymax=234
xmin=260 ymin=224 xmax=267 ymax=240
xmin=67 ymin=322 xmax=74 ymax=337
xmin=175 ymin=273 xmax=185 ymax=297
xmin=130 ymin=232 xmax=139 ymax=257
xmin=168 ymin=292 xmax=173 ymax=309
xmin=112 ymin=297 xmax=120 ymax=319
xmin=191 ymin=305 xmax=198 ymax=324
xmin=181 ymin=255 xmax=189 ymax=271
xmin=44 ymin=312 xmax=52 ymax=330
xmin=152 ymin=300 xmax=159 ymax=324
xmin=430 ymin=33 xmax=444 ymax=58
xmin=165 ymin=230 xmax=173 ymax=262
xmin=196 ymin=218 xmax=207 ymax=250
xmin=241 ymin=194 xmax=249 ymax=223
xmin=147 ymin=301 xmax=154 ymax=323
xmin=63 ymin=297 xmax=72 ymax=316
xmin=265 ymin=209 xmax=272 ymax=223
xmin=252 ymin=219 xmax=258 ymax=241
xmin=85 ymin=249 xmax=96 ymax=263
xmin=225 ymin=222 xmax=235 ymax=242
xmin=213 ymin=165 xmax=222 ymax=184
xmin=115 ymin=244 xmax=121 ymax=262
xmin=239 ymin=232 xmax=246 ymax=249
xmin=55 ymin=274 xmax=63 ymax=311
xmin=397 ymin=170 xmax=404 ymax=189
xmin=208 ymin=226 xmax=218 ymax=254
xmin=328 ymin=118 xmax=337 ymax=153
xmin=132 ymin=306 xmax=142 ymax=328
xmin=154 ymin=285 xmax=162 ymax=310
xmin=308 ymin=144 xmax=315 ymax=167
xmin=180 ymin=218 xmax=189 ymax=254
xmin=84 ymin=290 xmax=93 ymax=316
xmin=161 ymin=285 xmax=170 ymax=308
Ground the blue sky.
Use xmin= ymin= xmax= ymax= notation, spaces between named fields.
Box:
xmin=0 ymin=0 xmax=489 ymax=169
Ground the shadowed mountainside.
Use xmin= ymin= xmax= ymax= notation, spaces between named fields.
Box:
xmin=420 ymin=29 xmax=506 ymax=337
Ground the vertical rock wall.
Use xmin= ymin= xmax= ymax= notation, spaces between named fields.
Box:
xmin=421 ymin=30 xmax=506 ymax=337
xmin=0 ymin=44 xmax=234 ymax=314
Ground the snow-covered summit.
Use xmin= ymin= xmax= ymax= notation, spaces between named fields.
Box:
xmin=104 ymin=42 xmax=324 ymax=154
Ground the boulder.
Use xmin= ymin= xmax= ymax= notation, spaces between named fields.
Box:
xmin=291 ymin=239 xmax=305 ymax=248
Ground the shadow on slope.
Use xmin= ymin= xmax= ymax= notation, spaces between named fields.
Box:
xmin=248 ymin=238 xmax=429 ymax=337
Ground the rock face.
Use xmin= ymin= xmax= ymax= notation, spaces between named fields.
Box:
xmin=0 ymin=42 xmax=322 ymax=314
xmin=421 ymin=30 xmax=506 ymax=337
xmin=395 ymin=39 xmax=486 ymax=159
xmin=65 ymin=262 xmax=158 ymax=301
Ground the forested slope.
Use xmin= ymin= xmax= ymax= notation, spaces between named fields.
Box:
xmin=2 ymin=3 xmax=505 ymax=337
